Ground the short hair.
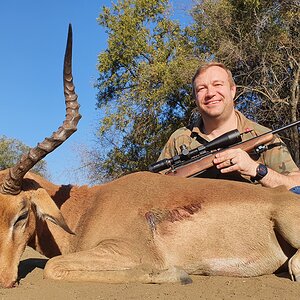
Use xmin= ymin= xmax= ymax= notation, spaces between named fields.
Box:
xmin=192 ymin=62 xmax=235 ymax=98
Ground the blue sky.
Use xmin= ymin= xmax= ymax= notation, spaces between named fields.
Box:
xmin=0 ymin=0 xmax=192 ymax=185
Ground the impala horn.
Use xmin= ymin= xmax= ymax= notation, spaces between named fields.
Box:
xmin=0 ymin=24 xmax=81 ymax=195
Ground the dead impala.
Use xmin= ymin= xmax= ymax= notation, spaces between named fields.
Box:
xmin=1 ymin=25 xmax=300 ymax=289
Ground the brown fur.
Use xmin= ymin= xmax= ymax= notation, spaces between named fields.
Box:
xmin=0 ymin=169 xmax=300 ymax=287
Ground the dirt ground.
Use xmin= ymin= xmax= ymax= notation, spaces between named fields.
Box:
xmin=1 ymin=247 xmax=300 ymax=300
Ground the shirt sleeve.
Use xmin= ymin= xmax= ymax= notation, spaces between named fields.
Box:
xmin=262 ymin=135 xmax=299 ymax=174
xmin=157 ymin=128 xmax=194 ymax=161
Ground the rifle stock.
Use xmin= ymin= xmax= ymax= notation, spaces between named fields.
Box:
xmin=166 ymin=133 xmax=274 ymax=177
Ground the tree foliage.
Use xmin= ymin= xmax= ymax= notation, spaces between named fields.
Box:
xmin=89 ymin=0 xmax=299 ymax=183
xmin=191 ymin=0 xmax=300 ymax=163
xmin=91 ymin=0 xmax=199 ymax=182
xmin=0 ymin=136 xmax=48 ymax=177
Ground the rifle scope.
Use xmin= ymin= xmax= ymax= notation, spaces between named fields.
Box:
xmin=149 ymin=129 xmax=241 ymax=173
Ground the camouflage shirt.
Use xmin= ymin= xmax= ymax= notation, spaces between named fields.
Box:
xmin=158 ymin=110 xmax=299 ymax=183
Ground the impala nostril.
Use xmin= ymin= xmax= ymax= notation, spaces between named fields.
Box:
xmin=8 ymin=280 xmax=17 ymax=288
xmin=1 ymin=278 xmax=17 ymax=289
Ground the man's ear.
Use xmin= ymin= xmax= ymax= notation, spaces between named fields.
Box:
xmin=231 ymin=84 xmax=237 ymax=100
xmin=26 ymin=188 xmax=74 ymax=235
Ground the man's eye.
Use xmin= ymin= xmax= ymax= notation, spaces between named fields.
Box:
xmin=14 ymin=211 xmax=29 ymax=226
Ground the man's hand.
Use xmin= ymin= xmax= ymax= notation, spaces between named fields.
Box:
xmin=213 ymin=149 xmax=259 ymax=177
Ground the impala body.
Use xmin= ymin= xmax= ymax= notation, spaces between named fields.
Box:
xmin=1 ymin=25 xmax=300 ymax=288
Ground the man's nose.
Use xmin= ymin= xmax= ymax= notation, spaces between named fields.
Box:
xmin=206 ymin=85 xmax=216 ymax=96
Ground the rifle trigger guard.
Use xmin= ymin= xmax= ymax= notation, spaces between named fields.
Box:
xmin=165 ymin=164 xmax=177 ymax=175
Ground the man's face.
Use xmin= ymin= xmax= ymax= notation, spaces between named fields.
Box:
xmin=193 ymin=66 xmax=236 ymax=120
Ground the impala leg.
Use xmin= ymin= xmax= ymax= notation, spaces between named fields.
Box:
xmin=288 ymin=249 xmax=300 ymax=282
xmin=44 ymin=243 xmax=191 ymax=284
xmin=275 ymin=199 xmax=300 ymax=281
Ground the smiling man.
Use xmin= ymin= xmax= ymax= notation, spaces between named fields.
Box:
xmin=158 ymin=62 xmax=300 ymax=191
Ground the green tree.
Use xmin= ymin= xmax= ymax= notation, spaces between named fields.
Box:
xmin=0 ymin=136 xmax=48 ymax=177
xmin=90 ymin=0 xmax=299 ymax=183
xmin=191 ymin=0 xmax=300 ymax=163
xmin=92 ymin=0 xmax=199 ymax=182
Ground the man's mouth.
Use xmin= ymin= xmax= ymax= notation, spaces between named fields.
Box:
xmin=205 ymin=99 xmax=221 ymax=105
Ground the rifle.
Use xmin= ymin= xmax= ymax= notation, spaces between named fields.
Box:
xmin=149 ymin=120 xmax=300 ymax=178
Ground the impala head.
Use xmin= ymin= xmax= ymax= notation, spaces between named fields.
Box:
xmin=0 ymin=24 xmax=80 ymax=288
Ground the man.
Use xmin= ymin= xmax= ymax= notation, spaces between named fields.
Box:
xmin=158 ymin=62 xmax=300 ymax=190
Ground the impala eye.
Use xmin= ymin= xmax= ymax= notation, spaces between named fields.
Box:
xmin=14 ymin=211 xmax=29 ymax=226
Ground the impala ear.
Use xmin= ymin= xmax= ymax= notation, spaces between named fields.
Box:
xmin=27 ymin=188 xmax=74 ymax=235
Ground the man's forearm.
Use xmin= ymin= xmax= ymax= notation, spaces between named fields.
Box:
xmin=259 ymin=169 xmax=300 ymax=189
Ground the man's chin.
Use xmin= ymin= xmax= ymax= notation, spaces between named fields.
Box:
xmin=201 ymin=110 xmax=224 ymax=118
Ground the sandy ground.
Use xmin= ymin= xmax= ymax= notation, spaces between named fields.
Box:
xmin=1 ymin=247 xmax=300 ymax=300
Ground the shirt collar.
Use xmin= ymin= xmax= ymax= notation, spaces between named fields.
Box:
xmin=190 ymin=110 xmax=253 ymax=141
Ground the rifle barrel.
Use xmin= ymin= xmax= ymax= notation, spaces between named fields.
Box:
xmin=272 ymin=120 xmax=300 ymax=135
